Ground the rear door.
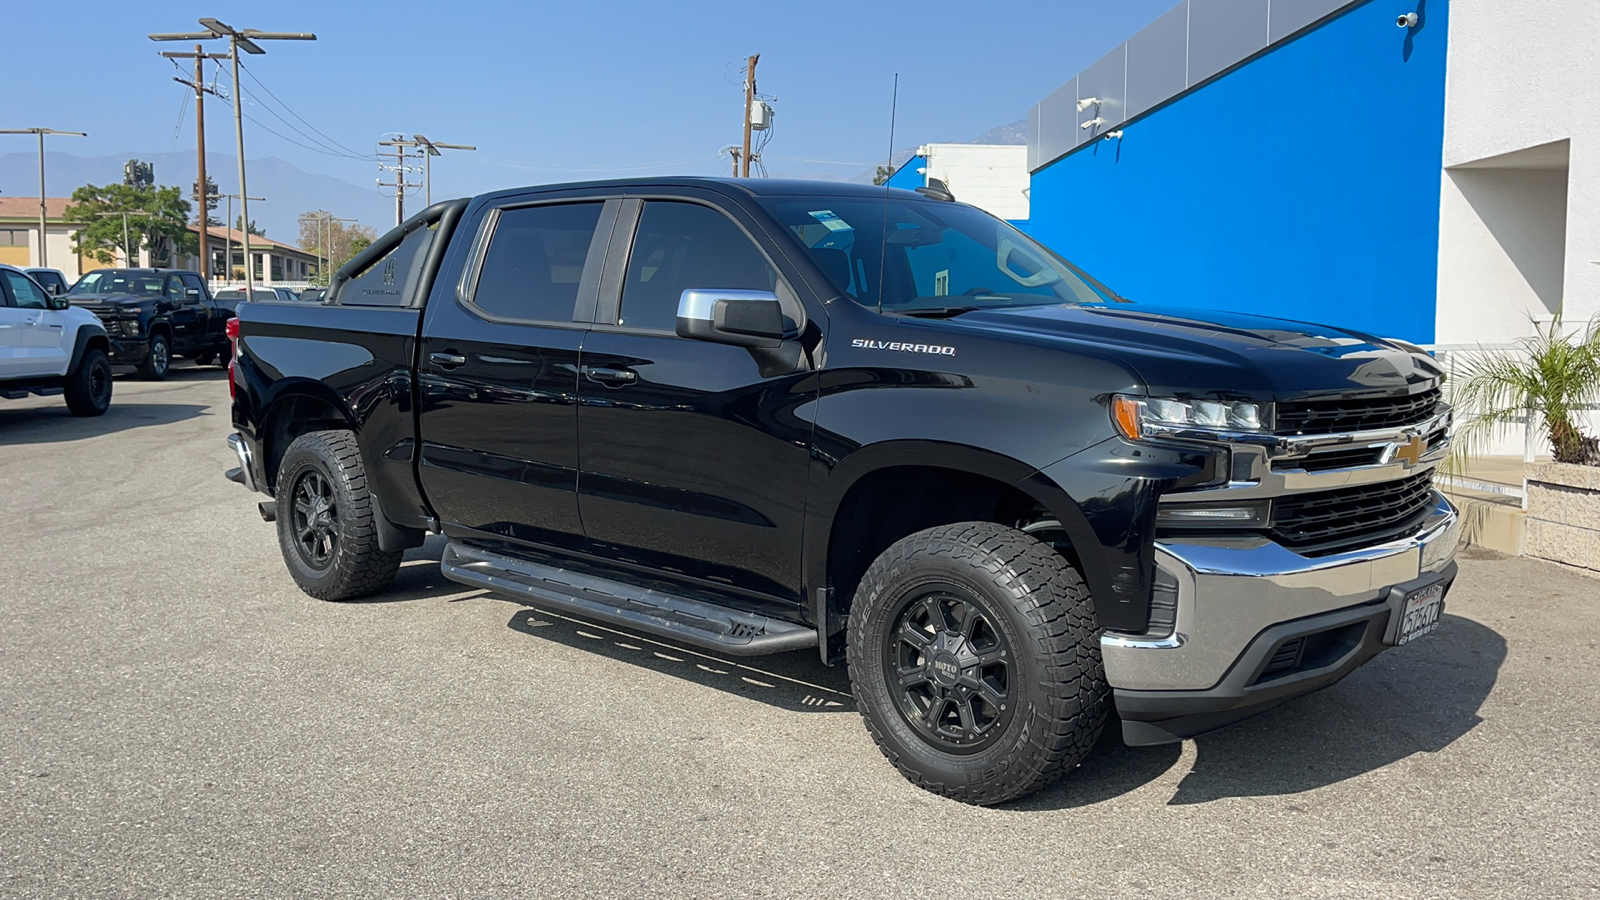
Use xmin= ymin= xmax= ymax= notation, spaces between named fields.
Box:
xmin=179 ymin=272 xmax=224 ymax=347
xmin=417 ymin=194 xmax=618 ymax=553
xmin=574 ymin=195 xmax=817 ymax=609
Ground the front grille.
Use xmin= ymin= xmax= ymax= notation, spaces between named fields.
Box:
xmin=1270 ymin=471 xmax=1437 ymax=556
xmin=1275 ymin=387 xmax=1441 ymax=435
xmin=1293 ymin=446 xmax=1386 ymax=472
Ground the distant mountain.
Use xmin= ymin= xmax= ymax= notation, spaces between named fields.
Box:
xmin=0 ymin=150 xmax=392 ymax=241
xmin=850 ymin=118 xmax=1030 ymax=183
xmin=972 ymin=118 xmax=1027 ymax=145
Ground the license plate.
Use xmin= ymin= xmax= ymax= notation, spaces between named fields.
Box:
xmin=1395 ymin=582 xmax=1445 ymax=645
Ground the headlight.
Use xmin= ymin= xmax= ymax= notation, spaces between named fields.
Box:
xmin=123 ymin=318 xmax=141 ymax=336
xmin=1112 ymin=394 xmax=1264 ymax=441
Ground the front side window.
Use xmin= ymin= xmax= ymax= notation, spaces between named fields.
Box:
xmin=4 ymin=271 xmax=49 ymax=310
xmin=618 ymin=201 xmax=777 ymax=333
xmin=758 ymin=197 xmax=1117 ymax=314
xmin=470 ymin=202 xmax=604 ymax=323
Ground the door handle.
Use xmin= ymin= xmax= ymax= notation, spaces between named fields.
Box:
xmin=429 ymin=351 xmax=467 ymax=368
xmin=582 ymin=365 xmax=638 ymax=387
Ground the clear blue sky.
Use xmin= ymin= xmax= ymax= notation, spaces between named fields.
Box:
xmin=7 ymin=0 xmax=1175 ymax=203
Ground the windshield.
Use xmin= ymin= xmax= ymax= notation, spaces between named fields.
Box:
xmin=758 ymin=197 xmax=1121 ymax=314
xmin=68 ymin=270 xmax=164 ymax=296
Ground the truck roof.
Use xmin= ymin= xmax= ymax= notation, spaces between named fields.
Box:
xmin=476 ymin=176 xmax=927 ymax=205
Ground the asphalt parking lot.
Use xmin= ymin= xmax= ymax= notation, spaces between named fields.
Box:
xmin=2 ymin=369 xmax=1598 ymax=899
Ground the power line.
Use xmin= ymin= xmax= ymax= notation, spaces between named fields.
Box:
xmin=215 ymin=58 xmax=372 ymax=162
xmin=236 ymin=59 xmax=374 ymax=160
xmin=470 ymin=154 xmax=722 ymax=173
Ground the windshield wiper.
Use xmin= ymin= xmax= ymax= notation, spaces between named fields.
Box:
xmin=896 ymin=306 xmax=983 ymax=319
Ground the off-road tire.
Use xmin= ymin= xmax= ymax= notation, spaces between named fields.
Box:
xmin=137 ymin=333 xmax=171 ymax=381
xmin=193 ymin=351 xmax=216 ymax=366
xmin=63 ymin=347 xmax=112 ymax=417
xmin=847 ymin=521 xmax=1109 ymax=805
xmin=275 ymin=429 xmax=401 ymax=601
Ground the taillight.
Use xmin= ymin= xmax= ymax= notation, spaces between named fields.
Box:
xmin=225 ymin=317 xmax=240 ymax=400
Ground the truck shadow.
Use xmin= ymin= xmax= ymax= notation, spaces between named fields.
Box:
xmin=1019 ymin=613 xmax=1507 ymax=809
xmin=0 ymin=401 xmax=213 ymax=446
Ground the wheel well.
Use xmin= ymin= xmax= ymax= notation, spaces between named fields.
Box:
xmin=262 ymin=394 xmax=352 ymax=492
xmin=826 ymin=466 xmax=1066 ymax=618
xmin=148 ymin=322 xmax=172 ymax=340
xmin=85 ymin=334 xmax=109 ymax=355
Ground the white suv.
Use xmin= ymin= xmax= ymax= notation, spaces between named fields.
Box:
xmin=0 ymin=264 xmax=113 ymax=416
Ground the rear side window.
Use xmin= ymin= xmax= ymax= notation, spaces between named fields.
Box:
xmin=337 ymin=224 xmax=436 ymax=307
xmin=470 ymin=202 xmax=605 ymax=323
xmin=618 ymin=201 xmax=777 ymax=333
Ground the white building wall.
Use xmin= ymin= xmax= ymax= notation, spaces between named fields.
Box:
xmin=1438 ymin=0 xmax=1600 ymax=334
xmin=1436 ymin=0 xmax=1600 ymax=455
xmin=917 ymin=144 xmax=1030 ymax=221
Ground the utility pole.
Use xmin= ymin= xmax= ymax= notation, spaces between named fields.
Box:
xmin=411 ymin=134 xmax=475 ymax=207
xmin=159 ymin=44 xmax=228 ymax=281
xmin=220 ymin=192 xmax=264 ymax=283
xmin=151 ymin=19 xmax=315 ymax=301
xmin=377 ymin=137 xmax=422 ymax=226
xmin=740 ymin=54 xmax=759 ymax=178
xmin=89 ymin=211 xmax=143 ymax=265
xmin=0 ymin=128 xmax=88 ymax=270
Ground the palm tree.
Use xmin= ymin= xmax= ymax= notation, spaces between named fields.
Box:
xmin=1451 ymin=316 xmax=1600 ymax=465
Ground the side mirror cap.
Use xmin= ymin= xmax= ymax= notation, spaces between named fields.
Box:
xmin=48 ymin=296 xmax=69 ymax=311
xmin=676 ymin=289 xmax=789 ymax=349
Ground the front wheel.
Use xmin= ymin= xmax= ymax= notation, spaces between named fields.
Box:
xmin=63 ymin=347 xmax=112 ymax=417
xmin=137 ymin=333 xmax=170 ymax=380
xmin=847 ymin=522 xmax=1109 ymax=805
xmin=274 ymin=430 xmax=402 ymax=601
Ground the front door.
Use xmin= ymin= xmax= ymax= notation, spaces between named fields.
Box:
xmin=575 ymin=198 xmax=816 ymax=609
xmin=0 ymin=269 xmax=69 ymax=377
xmin=417 ymin=197 xmax=616 ymax=553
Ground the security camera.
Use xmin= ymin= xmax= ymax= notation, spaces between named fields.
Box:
xmin=1076 ymin=97 xmax=1101 ymax=112
xmin=1080 ymin=117 xmax=1104 ymax=130
xmin=1397 ymin=12 xmax=1418 ymax=27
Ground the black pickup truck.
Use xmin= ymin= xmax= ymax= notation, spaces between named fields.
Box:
xmin=67 ymin=268 xmax=236 ymax=379
xmin=225 ymin=179 xmax=1460 ymax=805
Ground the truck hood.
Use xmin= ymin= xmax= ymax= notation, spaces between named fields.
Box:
xmin=945 ymin=303 xmax=1443 ymax=401
xmin=69 ymin=295 xmax=155 ymax=311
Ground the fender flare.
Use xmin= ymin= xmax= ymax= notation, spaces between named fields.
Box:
xmin=802 ymin=439 xmax=1108 ymax=616
xmin=67 ymin=323 xmax=109 ymax=374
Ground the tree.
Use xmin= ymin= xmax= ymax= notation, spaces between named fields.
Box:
xmin=192 ymin=176 xmax=221 ymax=228
xmin=296 ymin=210 xmax=377 ymax=284
xmin=873 ymin=165 xmax=894 ymax=186
xmin=65 ymin=183 xmax=195 ymax=267
xmin=234 ymin=215 xmax=265 ymax=237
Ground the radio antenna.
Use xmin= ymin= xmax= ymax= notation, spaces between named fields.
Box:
xmin=877 ymin=72 xmax=898 ymax=316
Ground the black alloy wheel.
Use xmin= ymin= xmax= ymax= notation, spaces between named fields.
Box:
xmin=289 ymin=468 xmax=339 ymax=570
xmin=885 ymin=585 xmax=1014 ymax=753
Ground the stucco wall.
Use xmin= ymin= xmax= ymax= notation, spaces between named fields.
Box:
xmin=1439 ymin=0 xmax=1600 ymax=331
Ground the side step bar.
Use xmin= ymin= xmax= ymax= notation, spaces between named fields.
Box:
xmin=440 ymin=542 xmax=818 ymax=656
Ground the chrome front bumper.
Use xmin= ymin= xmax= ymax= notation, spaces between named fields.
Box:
xmin=1102 ymin=491 xmax=1461 ymax=692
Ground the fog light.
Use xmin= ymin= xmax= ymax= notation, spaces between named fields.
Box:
xmin=1156 ymin=502 xmax=1270 ymax=528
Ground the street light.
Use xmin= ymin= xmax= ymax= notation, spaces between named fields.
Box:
xmin=0 ymin=127 xmax=88 ymax=270
xmin=219 ymin=192 xmax=264 ymax=284
xmin=411 ymin=134 xmax=476 ymax=207
xmin=150 ymin=19 xmax=314 ymax=299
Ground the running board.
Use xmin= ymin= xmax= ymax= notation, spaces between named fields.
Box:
xmin=440 ymin=542 xmax=818 ymax=656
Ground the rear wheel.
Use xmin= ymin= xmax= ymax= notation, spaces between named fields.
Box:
xmin=847 ymin=522 xmax=1109 ymax=805
xmin=193 ymin=351 xmax=216 ymax=366
xmin=137 ymin=333 xmax=170 ymax=380
xmin=274 ymin=430 xmax=401 ymax=601
xmin=63 ymin=347 xmax=112 ymax=417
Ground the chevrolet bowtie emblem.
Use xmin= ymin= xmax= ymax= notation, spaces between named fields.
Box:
xmin=1390 ymin=434 xmax=1426 ymax=468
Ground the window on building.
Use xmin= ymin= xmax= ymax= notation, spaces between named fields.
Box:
xmin=0 ymin=229 xmax=27 ymax=246
xmin=618 ymin=201 xmax=777 ymax=333
xmin=470 ymin=202 xmax=605 ymax=323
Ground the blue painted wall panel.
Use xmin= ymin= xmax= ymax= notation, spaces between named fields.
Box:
xmin=884 ymin=155 xmax=926 ymax=190
xmin=1026 ymin=0 xmax=1449 ymax=343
